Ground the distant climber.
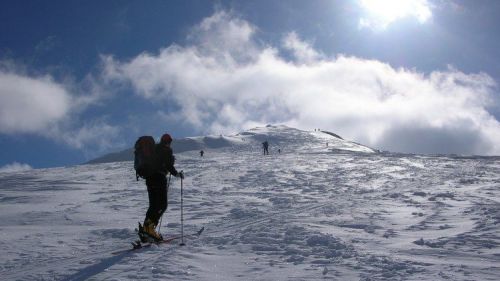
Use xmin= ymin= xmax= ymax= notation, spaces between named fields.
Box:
xmin=200 ymin=150 xmax=204 ymax=157
xmin=137 ymin=133 xmax=184 ymax=242
xmin=262 ymin=141 xmax=269 ymax=155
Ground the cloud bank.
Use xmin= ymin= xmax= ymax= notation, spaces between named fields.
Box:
xmin=0 ymin=162 xmax=33 ymax=173
xmin=0 ymin=66 xmax=120 ymax=155
xmin=0 ymin=71 xmax=70 ymax=134
xmin=101 ymin=10 xmax=500 ymax=155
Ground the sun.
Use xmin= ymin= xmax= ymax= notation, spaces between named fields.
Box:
xmin=358 ymin=0 xmax=432 ymax=30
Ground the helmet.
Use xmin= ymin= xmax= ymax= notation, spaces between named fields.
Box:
xmin=161 ymin=133 xmax=173 ymax=144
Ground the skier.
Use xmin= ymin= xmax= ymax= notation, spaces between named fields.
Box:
xmin=262 ymin=141 xmax=269 ymax=155
xmin=200 ymin=150 xmax=204 ymax=157
xmin=139 ymin=133 xmax=184 ymax=242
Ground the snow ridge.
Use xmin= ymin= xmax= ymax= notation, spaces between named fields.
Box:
xmin=87 ymin=125 xmax=375 ymax=164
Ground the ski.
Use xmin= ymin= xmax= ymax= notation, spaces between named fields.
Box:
xmin=112 ymin=227 xmax=205 ymax=255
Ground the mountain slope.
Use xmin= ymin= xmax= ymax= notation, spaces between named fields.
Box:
xmin=1 ymin=126 xmax=499 ymax=280
xmin=87 ymin=125 xmax=376 ymax=164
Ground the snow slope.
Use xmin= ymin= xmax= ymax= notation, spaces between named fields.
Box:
xmin=0 ymin=125 xmax=499 ymax=280
xmin=87 ymin=125 xmax=375 ymax=164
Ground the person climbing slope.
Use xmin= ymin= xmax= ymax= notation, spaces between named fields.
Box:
xmin=138 ymin=133 xmax=184 ymax=242
xmin=262 ymin=141 xmax=269 ymax=155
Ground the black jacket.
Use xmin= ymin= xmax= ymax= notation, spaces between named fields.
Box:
xmin=154 ymin=144 xmax=178 ymax=177
xmin=145 ymin=144 xmax=178 ymax=187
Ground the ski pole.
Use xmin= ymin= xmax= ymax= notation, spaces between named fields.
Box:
xmin=180 ymin=171 xmax=185 ymax=246
xmin=158 ymin=215 xmax=163 ymax=234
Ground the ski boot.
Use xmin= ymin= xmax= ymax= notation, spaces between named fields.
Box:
xmin=138 ymin=219 xmax=163 ymax=243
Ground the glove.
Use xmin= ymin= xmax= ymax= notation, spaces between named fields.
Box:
xmin=178 ymin=171 xmax=184 ymax=179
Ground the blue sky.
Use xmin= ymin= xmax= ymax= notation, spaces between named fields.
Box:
xmin=1 ymin=0 xmax=500 ymax=169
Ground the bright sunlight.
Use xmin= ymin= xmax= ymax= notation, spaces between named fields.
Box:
xmin=358 ymin=0 xmax=432 ymax=30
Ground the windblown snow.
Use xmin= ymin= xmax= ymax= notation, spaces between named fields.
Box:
xmin=0 ymin=125 xmax=499 ymax=280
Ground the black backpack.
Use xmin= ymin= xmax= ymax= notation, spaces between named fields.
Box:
xmin=134 ymin=136 xmax=157 ymax=180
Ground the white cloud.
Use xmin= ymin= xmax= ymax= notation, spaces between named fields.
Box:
xmin=51 ymin=120 xmax=122 ymax=150
xmin=59 ymin=121 xmax=123 ymax=158
xmin=0 ymin=71 xmax=71 ymax=134
xmin=282 ymin=32 xmax=323 ymax=64
xmin=102 ymin=10 xmax=500 ymax=155
xmin=0 ymin=162 xmax=33 ymax=173
xmin=0 ymin=67 xmax=121 ymax=155
xmin=189 ymin=10 xmax=259 ymax=65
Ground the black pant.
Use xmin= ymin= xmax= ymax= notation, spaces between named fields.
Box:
xmin=145 ymin=174 xmax=168 ymax=226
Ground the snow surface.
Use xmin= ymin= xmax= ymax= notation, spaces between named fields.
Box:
xmin=0 ymin=125 xmax=499 ymax=280
xmin=86 ymin=125 xmax=375 ymax=164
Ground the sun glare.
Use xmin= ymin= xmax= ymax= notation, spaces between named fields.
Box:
xmin=358 ymin=0 xmax=432 ymax=30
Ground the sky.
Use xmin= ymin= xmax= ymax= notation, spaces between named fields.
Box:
xmin=1 ymin=0 xmax=500 ymax=169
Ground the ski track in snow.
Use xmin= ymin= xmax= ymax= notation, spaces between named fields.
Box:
xmin=0 ymin=126 xmax=499 ymax=280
